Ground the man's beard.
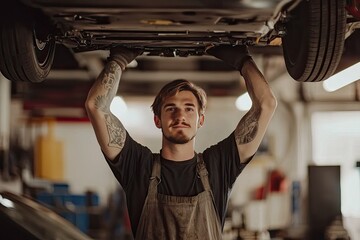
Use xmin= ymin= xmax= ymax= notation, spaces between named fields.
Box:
xmin=162 ymin=130 xmax=196 ymax=144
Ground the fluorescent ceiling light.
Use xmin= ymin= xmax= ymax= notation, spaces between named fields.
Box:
xmin=235 ymin=93 xmax=252 ymax=111
xmin=323 ymin=62 xmax=360 ymax=92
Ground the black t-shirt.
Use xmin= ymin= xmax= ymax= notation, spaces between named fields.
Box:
xmin=105 ymin=131 xmax=250 ymax=237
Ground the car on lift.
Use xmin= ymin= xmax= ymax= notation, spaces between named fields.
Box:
xmin=0 ymin=191 xmax=92 ymax=240
xmin=0 ymin=0 xmax=359 ymax=83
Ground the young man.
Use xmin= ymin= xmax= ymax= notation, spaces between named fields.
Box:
xmin=85 ymin=45 xmax=277 ymax=239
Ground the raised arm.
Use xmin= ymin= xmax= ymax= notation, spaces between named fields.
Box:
xmin=85 ymin=47 xmax=142 ymax=161
xmin=207 ymin=45 xmax=277 ymax=163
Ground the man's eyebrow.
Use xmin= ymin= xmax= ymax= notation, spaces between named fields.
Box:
xmin=184 ymin=103 xmax=196 ymax=107
xmin=163 ymin=103 xmax=176 ymax=108
xmin=163 ymin=102 xmax=196 ymax=108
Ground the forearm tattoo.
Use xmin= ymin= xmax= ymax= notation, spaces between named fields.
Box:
xmin=235 ymin=108 xmax=260 ymax=144
xmin=94 ymin=61 xmax=125 ymax=148
xmin=105 ymin=114 xmax=126 ymax=148
xmin=101 ymin=63 xmax=118 ymax=91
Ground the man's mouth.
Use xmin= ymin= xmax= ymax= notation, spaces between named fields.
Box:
xmin=171 ymin=123 xmax=190 ymax=128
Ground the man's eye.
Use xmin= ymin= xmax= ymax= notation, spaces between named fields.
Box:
xmin=186 ymin=108 xmax=194 ymax=112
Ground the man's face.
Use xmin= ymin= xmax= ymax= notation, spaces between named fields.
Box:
xmin=154 ymin=90 xmax=204 ymax=144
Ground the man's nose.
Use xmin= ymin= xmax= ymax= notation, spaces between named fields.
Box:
xmin=173 ymin=109 xmax=185 ymax=120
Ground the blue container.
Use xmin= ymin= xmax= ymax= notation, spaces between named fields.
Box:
xmin=36 ymin=192 xmax=54 ymax=207
xmin=34 ymin=184 xmax=99 ymax=234
xmin=52 ymin=183 xmax=69 ymax=194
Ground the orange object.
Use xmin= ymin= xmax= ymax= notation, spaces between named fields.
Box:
xmin=34 ymin=118 xmax=64 ymax=181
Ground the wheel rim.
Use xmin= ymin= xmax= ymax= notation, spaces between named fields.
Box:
xmin=32 ymin=27 xmax=54 ymax=69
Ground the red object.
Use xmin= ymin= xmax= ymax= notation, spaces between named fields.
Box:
xmin=268 ymin=170 xmax=287 ymax=193
xmin=346 ymin=0 xmax=360 ymax=19
xmin=252 ymin=169 xmax=288 ymax=200
xmin=253 ymin=185 xmax=267 ymax=200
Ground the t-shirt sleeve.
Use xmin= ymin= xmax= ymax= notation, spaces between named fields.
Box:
xmin=103 ymin=131 xmax=153 ymax=190
xmin=203 ymin=131 xmax=252 ymax=190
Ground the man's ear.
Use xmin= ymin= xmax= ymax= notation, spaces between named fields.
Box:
xmin=198 ymin=114 xmax=205 ymax=128
xmin=154 ymin=115 xmax=161 ymax=128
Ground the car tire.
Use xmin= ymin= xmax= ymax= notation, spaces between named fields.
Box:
xmin=0 ymin=5 xmax=56 ymax=83
xmin=282 ymin=0 xmax=346 ymax=82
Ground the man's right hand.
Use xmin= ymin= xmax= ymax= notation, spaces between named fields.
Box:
xmin=108 ymin=46 xmax=143 ymax=70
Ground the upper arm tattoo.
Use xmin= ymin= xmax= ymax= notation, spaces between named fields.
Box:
xmin=235 ymin=108 xmax=260 ymax=145
xmin=105 ymin=114 xmax=126 ymax=149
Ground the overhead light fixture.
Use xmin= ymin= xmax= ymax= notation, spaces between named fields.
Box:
xmin=235 ymin=93 xmax=252 ymax=111
xmin=323 ymin=62 xmax=360 ymax=92
xmin=110 ymin=96 xmax=127 ymax=119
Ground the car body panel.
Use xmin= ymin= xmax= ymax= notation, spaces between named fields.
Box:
xmin=18 ymin=0 xmax=300 ymax=52
xmin=0 ymin=191 xmax=93 ymax=240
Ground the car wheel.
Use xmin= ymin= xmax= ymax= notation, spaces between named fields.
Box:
xmin=282 ymin=0 xmax=346 ymax=82
xmin=0 ymin=6 xmax=56 ymax=83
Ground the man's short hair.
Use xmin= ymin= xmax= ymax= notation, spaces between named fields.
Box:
xmin=151 ymin=79 xmax=207 ymax=117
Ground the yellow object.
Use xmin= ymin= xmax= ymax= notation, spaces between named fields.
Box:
xmin=34 ymin=119 xmax=64 ymax=181
xmin=269 ymin=37 xmax=282 ymax=46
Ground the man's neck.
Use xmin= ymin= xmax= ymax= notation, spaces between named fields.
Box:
xmin=161 ymin=141 xmax=195 ymax=161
